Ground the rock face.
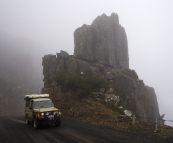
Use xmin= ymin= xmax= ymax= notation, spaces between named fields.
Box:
xmin=42 ymin=53 xmax=162 ymax=122
xmin=74 ymin=13 xmax=129 ymax=69
xmin=0 ymin=41 xmax=42 ymax=115
xmin=42 ymin=13 xmax=162 ymax=123
xmin=146 ymin=86 xmax=159 ymax=117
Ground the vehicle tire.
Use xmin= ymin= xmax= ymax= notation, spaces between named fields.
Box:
xmin=34 ymin=119 xmax=40 ymax=130
xmin=25 ymin=116 xmax=30 ymax=125
xmin=55 ymin=119 xmax=61 ymax=127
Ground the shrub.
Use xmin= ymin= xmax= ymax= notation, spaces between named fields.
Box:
xmin=55 ymin=72 xmax=108 ymax=97
xmin=106 ymin=104 xmax=125 ymax=115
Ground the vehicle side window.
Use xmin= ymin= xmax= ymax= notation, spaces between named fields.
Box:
xmin=33 ymin=102 xmax=40 ymax=109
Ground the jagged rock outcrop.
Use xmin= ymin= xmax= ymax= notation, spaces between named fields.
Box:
xmin=42 ymin=13 xmax=162 ymax=123
xmin=74 ymin=13 xmax=129 ymax=69
xmin=42 ymin=52 xmax=162 ymax=122
xmin=146 ymin=86 xmax=159 ymax=117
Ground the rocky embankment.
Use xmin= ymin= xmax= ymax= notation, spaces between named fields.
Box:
xmin=42 ymin=53 xmax=161 ymax=122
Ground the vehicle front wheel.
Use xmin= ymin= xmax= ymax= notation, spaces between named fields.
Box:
xmin=25 ymin=116 xmax=30 ymax=125
xmin=34 ymin=119 xmax=40 ymax=130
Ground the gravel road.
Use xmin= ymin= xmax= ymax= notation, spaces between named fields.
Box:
xmin=0 ymin=115 xmax=172 ymax=143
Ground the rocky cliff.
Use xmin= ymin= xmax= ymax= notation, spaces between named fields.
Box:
xmin=42 ymin=13 xmax=163 ymax=123
xmin=0 ymin=36 xmax=42 ymax=115
xmin=74 ymin=13 xmax=128 ymax=69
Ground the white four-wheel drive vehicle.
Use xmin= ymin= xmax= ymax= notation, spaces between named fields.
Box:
xmin=24 ymin=94 xmax=61 ymax=129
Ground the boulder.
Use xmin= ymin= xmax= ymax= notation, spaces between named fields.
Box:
xmin=124 ymin=110 xmax=132 ymax=117
xmin=104 ymin=94 xmax=119 ymax=105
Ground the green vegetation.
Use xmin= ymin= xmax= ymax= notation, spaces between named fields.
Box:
xmin=105 ymin=104 xmax=125 ymax=115
xmin=137 ymin=125 xmax=143 ymax=129
xmin=55 ymin=72 xmax=108 ymax=97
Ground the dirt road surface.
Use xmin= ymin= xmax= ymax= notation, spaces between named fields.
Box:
xmin=0 ymin=115 xmax=172 ymax=143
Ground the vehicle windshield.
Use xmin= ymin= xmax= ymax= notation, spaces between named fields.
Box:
xmin=33 ymin=100 xmax=54 ymax=109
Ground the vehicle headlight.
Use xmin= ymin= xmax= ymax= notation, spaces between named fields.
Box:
xmin=46 ymin=112 xmax=49 ymax=116
xmin=53 ymin=111 xmax=57 ymax=115
xmin=41 ymin=112 xmax=44 ymax=116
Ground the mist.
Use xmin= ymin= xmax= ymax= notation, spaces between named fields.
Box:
xmin=0 ymin=0 xmax=173 ymax=125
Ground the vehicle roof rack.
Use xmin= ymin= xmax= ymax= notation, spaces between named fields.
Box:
xmin=24 ymin=94 xmax=49 ymax=99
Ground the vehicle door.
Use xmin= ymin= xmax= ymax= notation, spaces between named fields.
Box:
xmin=28 ymin=101 xmax=34 ymax=120
xmin=25 ymin=99 xmax=30 ymax=118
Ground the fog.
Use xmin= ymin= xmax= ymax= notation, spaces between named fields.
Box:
xmin=0 ymin=0 xmax=173 ymax=125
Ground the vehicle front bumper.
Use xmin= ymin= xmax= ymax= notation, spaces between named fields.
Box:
xmin=36 ymin=113 xmax=61 ymax=122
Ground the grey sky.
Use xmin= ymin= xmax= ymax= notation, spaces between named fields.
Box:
xmin=0 ymin=0 xmax=173 ymax=125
